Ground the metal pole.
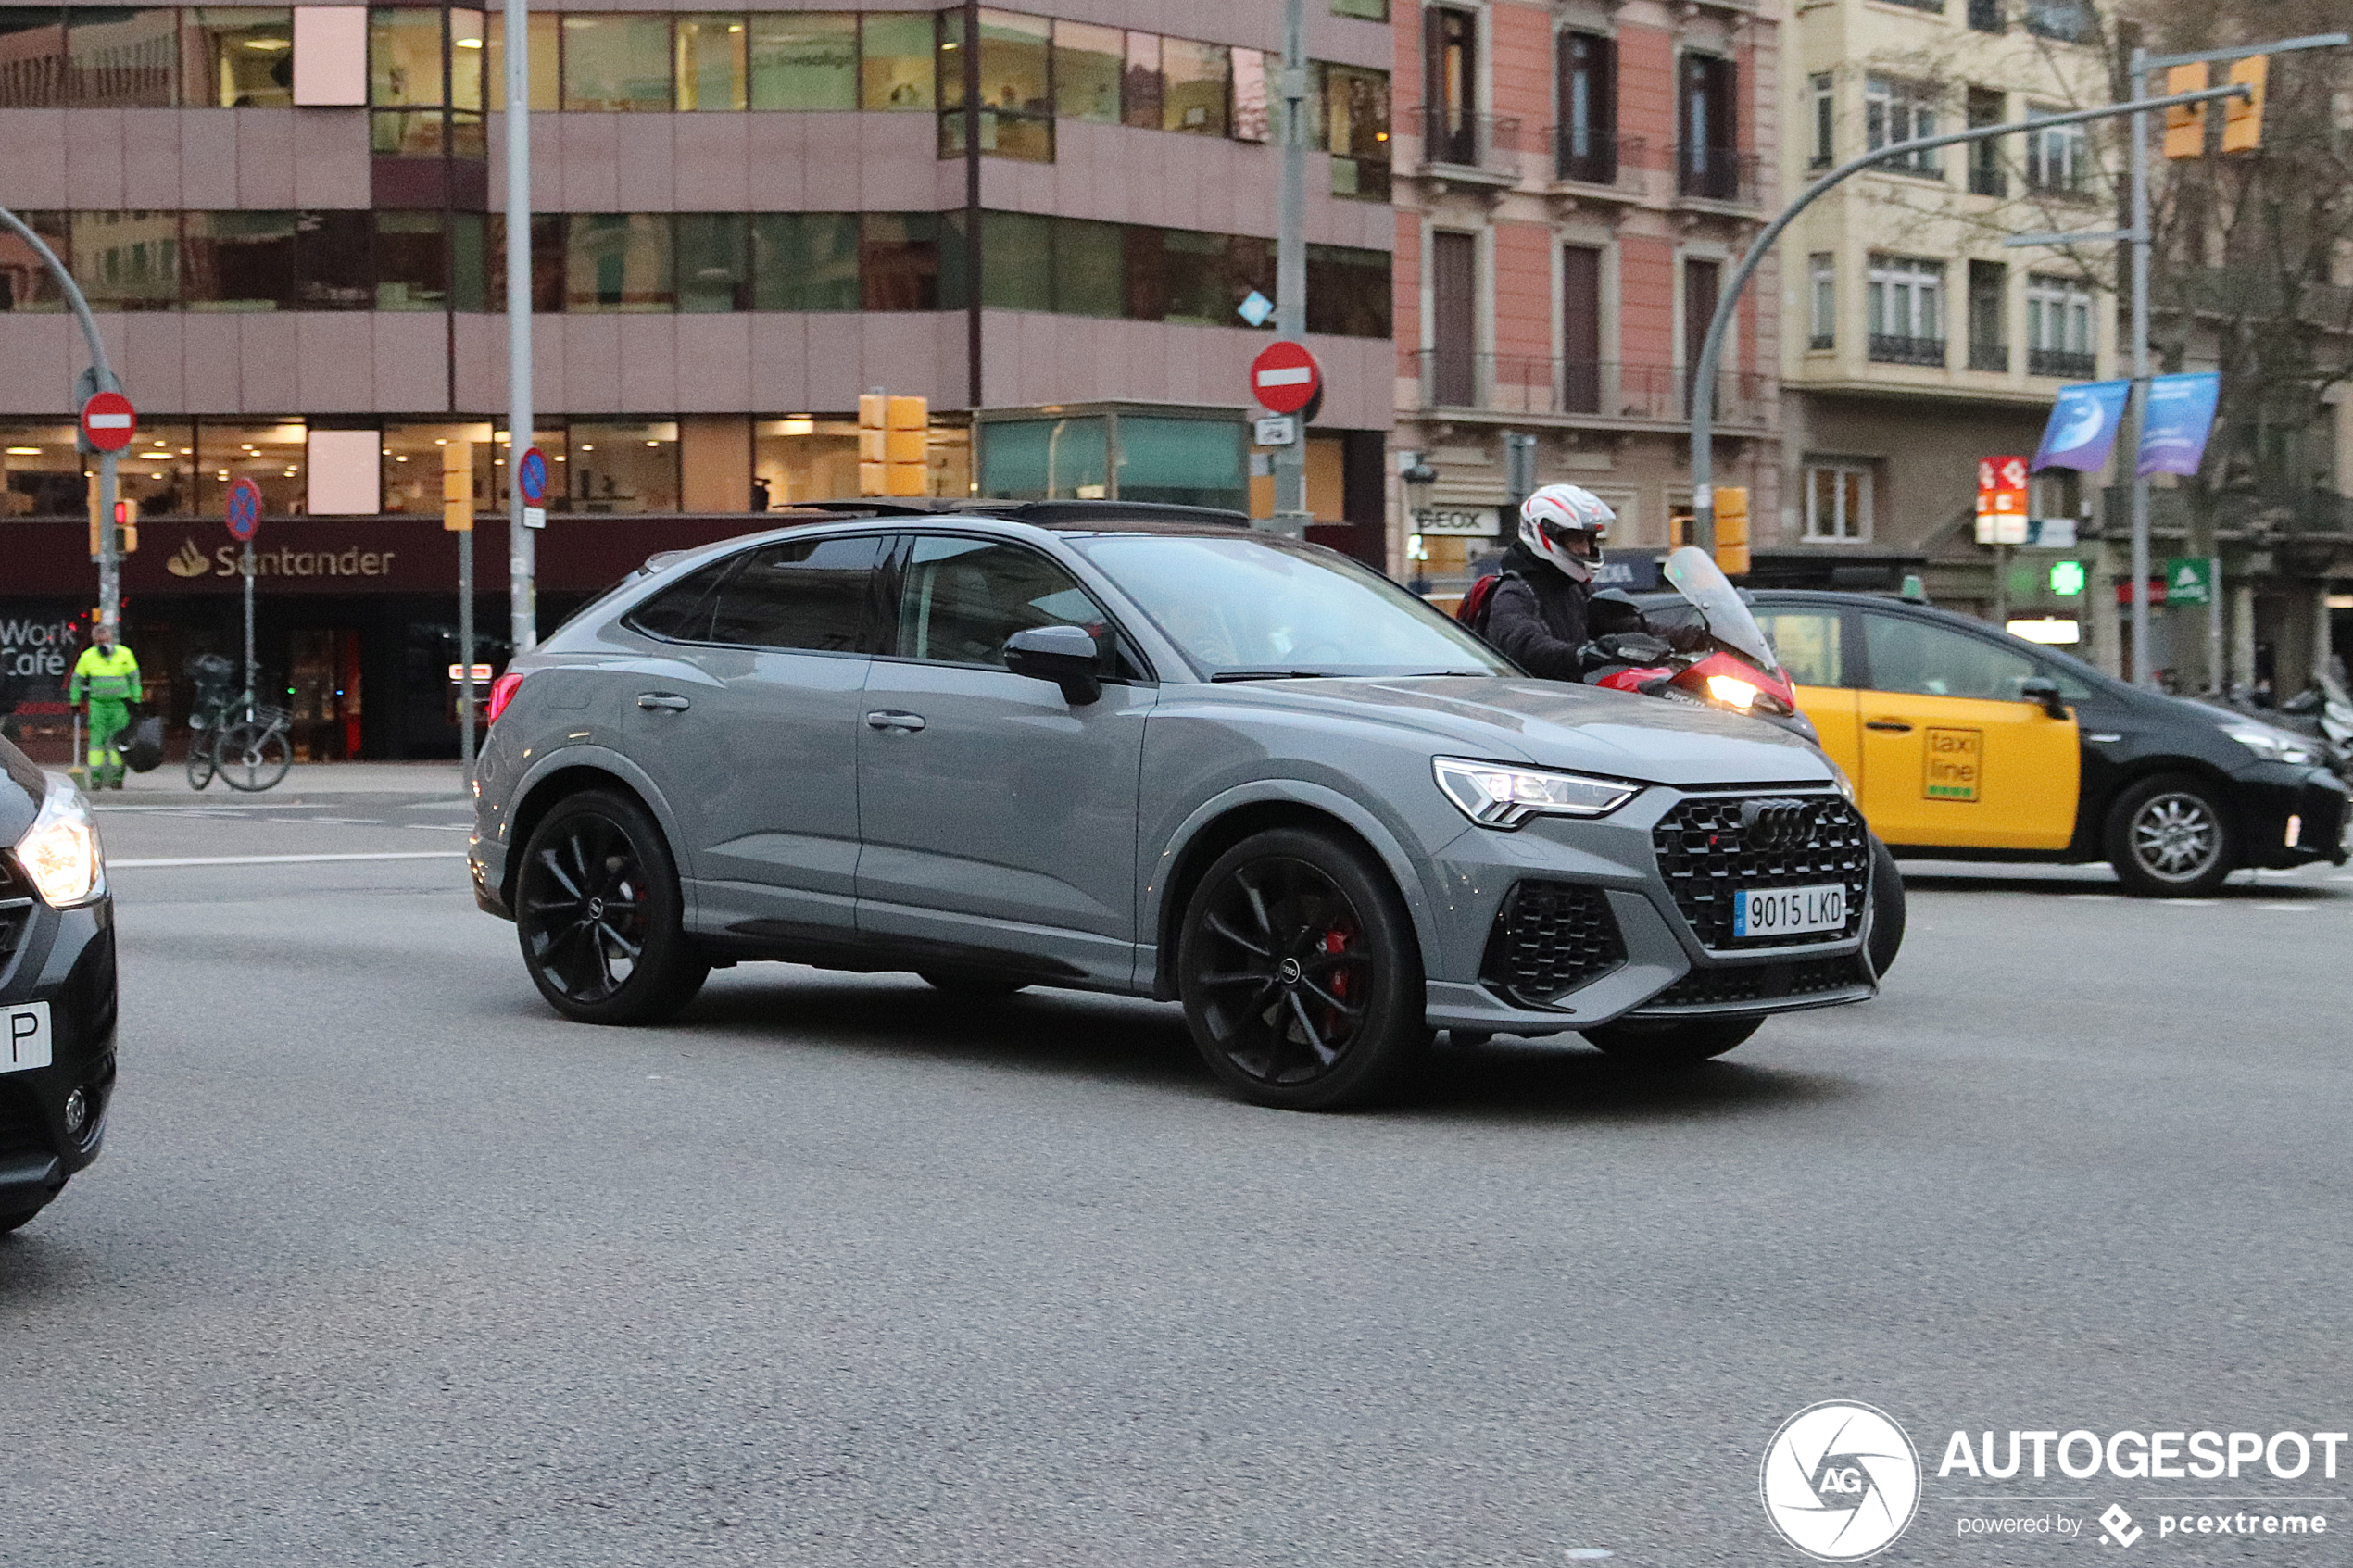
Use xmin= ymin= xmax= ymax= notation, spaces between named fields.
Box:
xmin=505 ymin=0 xmax=535 ymax=654
xmin=241 ymin=542 xmax=256 ymax=705
xmin=96 ymin=450 xmax=119 ymax=640
xmin=459 ymin=521 xmax=476 ymax=768
xmin=1270 ymin=0 xmax=1309 ymax=536
xmin=1683 ymin=82 xmax=2250 ymax=553
xmin=2208 ymin=554 xmax=2224 ymax=694
xmin=963 ymin=0 xmax=982 ymax=410
xmin=2127 ymin=47 xmax=2153 ymax=687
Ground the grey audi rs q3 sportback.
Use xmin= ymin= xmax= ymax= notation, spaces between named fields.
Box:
xmin=471 ymin=504 xmax=1882 ymax=1109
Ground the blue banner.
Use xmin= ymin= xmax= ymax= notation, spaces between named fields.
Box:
xmin=2136 ymin=371 xmax=2222 ymax=478
xmin=2031 ymin=380 xmax=2133 ymax=473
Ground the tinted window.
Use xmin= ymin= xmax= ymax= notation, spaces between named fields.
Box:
xmin=1756 ymin=608 xmax=1844 ymax=687
xmin=897 ymin=536 xmax=1109 ymax=668
xmin=623 ymin=558 xmax=733 ymax=642
xmin=708 ymin=535 xmax=883 ymax=651
xmin=1864 ymin=613 xmax=2040 ymax=701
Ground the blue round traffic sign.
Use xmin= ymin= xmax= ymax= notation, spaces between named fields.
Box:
xmin=516 ymin=446 xmax=550 ymax=507
xmin=225 ymin=477 xmax=262 ymax=541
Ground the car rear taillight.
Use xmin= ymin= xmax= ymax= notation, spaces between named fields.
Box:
xmin=486 ymin=671 xmax=526 ymax=723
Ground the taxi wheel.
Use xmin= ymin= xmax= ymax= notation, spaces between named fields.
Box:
xmin=2108 ymin=775 xmax=2234 ymax=896
xmin=517 ymin=790 xmax=710 ymax=1024
xmin=1583 ymin=1016 xmax=1763 ymax=1068
xmin=1176 ymin=826 xmax=1430 ymax=1111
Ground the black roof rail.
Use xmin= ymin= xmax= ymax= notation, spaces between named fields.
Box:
xmin=786 ymin=498 xmax=1253 ymax=528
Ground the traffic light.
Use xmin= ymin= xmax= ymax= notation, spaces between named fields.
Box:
xmin=116 ymin=498 xmax=137 ymax=554
xmin=2163 ymin=64 xmax=2208 ymax=158
xmin=1712 ymin=486 xmax=1750 ymax=576
xmin=443 ymin=440 xmax=474 ymax=532
xmin=859 ymin=394 xmax=929 ymax=497
xmin=2221 ymin=55 xmax=2267 ymax=154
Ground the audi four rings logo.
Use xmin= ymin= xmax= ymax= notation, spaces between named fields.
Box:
xmin=1761 ymin=1402 xmax=1922 ymax=1560
xmin=1741 ymin=798 xmax=1814 ymax=852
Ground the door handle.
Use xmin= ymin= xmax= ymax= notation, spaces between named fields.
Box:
xmin=865 ymin=709 xmax=926 ymax=732
xmin=636 ymin=693 xmax=692 ymax=712
xmin=1865 ymin=719 xmax=1914 ymax=733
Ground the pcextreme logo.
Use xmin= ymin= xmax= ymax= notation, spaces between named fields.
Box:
xmin=1761 ymin=1401 xmax=1922 ymax=1561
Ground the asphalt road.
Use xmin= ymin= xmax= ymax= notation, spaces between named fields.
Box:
xmin=5 ymin=794 xmax=2349 ymax=1567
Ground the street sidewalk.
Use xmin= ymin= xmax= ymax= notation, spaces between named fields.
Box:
xmin=89 ymin=760 xmax=472 ymax=798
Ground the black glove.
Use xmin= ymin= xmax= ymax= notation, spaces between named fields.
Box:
xmin=1595 ymin=632 xmax=1671 ymax=664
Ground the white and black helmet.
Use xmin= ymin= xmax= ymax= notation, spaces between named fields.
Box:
xmin=1517 ymin=483 xmax=1615 ymax=583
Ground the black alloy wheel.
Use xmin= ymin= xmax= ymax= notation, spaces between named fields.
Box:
xmin=516 ymin=790 xmax=709 ymax=1024
xmin=1176 ymin=826 xmax=1428 ymax=1110
xmin=2107 ymin=773 xmax=2234 ymax=896
xmin=1582 ymin=1014 xmax=1762 ymax=1068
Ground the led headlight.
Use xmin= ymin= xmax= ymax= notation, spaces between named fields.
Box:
xmin=1433 ymin=757 xmax=1639 ymax=830
xmin=14 ymin=774 xmax=104 ymax=908
xmin=2221 ymin=724 xmax=2321 ymax=767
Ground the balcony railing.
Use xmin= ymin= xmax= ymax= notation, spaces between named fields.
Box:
xmin=1674 ymin=144 xmax=1760 ymax=205
xmin=1553 ymin=129 xmax=1645 ymax=192
xmin=1405 ymin=106 xmax=1527 ymax=178
xmin=1969 ymin=340 xmax=2009 ymax=372
xmin=2028 ymin=347 xmax=2097 ymax=379
xmin=1869 ymin=333 xmax=1948 ymax=367
xmin=1407 ymin=350 xmax=1770 ymax=427
xmin=1968 ymin=159 xmax=2007 ymax=198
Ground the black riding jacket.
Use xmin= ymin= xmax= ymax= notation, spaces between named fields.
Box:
xmin=1479 ymin=541 xmax=1647 ymax=679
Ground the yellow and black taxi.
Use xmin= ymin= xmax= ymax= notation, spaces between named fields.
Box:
xmin=1651 ymin=590 xmax=2348 ymax=895
xmin=0 ymin=737 xmax=116 ymax=1234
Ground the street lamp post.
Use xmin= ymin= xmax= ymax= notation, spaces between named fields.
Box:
xmin=505 ymin=0 xmax=535 ymax=657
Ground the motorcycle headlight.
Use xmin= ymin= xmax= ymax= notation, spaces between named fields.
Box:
xmin=1703 ymin=673 xmax=1761 ymax=711
xmin=1433 ymin=758 xmax=1640 ymax=829
xmin=14 ymin=774 xmax=104 ymax=908
xmin=2221 ymin=724 xmax=2321 ymax=768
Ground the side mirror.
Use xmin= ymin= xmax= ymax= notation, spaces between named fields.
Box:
xmin=2019 ymin=675 xmax=2070 ymax=721
xmin=1003 ymin=624 xmax=1104 ymax=706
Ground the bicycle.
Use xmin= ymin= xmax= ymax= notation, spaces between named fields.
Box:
xmin=187 ymin=691 xmax=293 ymax=793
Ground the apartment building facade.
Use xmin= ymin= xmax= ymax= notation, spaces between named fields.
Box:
xmin=1389 ymin=0 xmax=1780 ymax=591
xmin=1779 ymin=0 xmax=2114 ymax=609
xmin=0 ymin=0 xmax=1395 ymax=759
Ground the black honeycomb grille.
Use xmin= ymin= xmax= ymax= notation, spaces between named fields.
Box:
xmin=1652 ymin=793 xmax=1870 ymax=949
xmin=1480 ymin=881 xmax=1627 ymax=1007
xmin=1643 ymin=954 xmax=1869 ymax=1011
xmin=0 ymin=851 xmax=29 ymax=961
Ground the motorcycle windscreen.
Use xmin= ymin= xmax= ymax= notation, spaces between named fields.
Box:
xmin=1662 ymin=546 xmax=1780 ymax=671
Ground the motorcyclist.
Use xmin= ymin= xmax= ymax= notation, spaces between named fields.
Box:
xmin=1479 ymin=484 xmax=1674 ymax=680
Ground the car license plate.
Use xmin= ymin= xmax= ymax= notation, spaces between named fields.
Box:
xmin=4 ymin=1001 xmax=51 ymax=1074
xmin=1732 ymin=884 xmax=1847 ymax=939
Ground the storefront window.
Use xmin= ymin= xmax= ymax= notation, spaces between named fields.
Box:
xmin=0 ymin=424 xmax=87 ymax=516
xmin=376 ymin=211 xmax=449 ymax=309
xmin=753 ymin=417 xmax=861 ymax=508
xmin=297 ymin=211 xmax=372 ymax=308
xmin=0 ymin=10 xmax=66 ymax=107
xmin=69 ymin=6 xmax=177 ymax=107
xmin=748 ymin=12 xmax=854 ymax=109
xmin=1053 ymin=218 xmax=1124 ymax=318
xmin=0 ymin=211 xmax=69 ymax=311
xmin=1052 ymin=20 xmax=1120 ymax=123
xmin=1162 ymin=39 xmax=1227 ymax=135
xmin=980 ymin=416 xmax=1107 ymax=500
xmin=484 ymin=11 xmax=559 ymax=111
xmin=187 ymin=8 xmax=294 ymax=107
xmin=749 ymin=213 xmax=859 ymax=310
xmin=196 ymin=420 xmax=307 ymax=517
xmin=1116 ymin=415 xmax=1245 ymax=509
xmin=565 ymin=213 xmax=673 ymax=311
xmin=675 ymin=212 xmax=748 ymax=312
xmin=674 ymin=13 xmax=745 ymax=111
xmin=859 ymin=13 xmax=932 ymax=109
xmin=570 ymin=421 xmax=679 ymax=513
xmin=72 ymin=211 xmax=179 ymax=310
xmin=119 ymin=421 xmax=195 ymax=517
xmin=860 ymin=213 xmax=940 ymax=311
xmin=561 ymin=14 xmax=671 ymax=111
xmin=182 ymin=211 xmax=296 ymax=310
xmin=490 ymin=425 xmax=568 ymax=506
xmin=380 ymin=422 xmax=494 ymax=516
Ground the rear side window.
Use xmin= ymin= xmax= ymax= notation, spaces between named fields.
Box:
xmin=1863 ymin=613 xmax=2040 ymax=701
xmin=623 ymin=558 xmax=734 ymax=642
xmin=707 ymin=534 xmax=884 ymax=652
xmin=1755 ymin=608 xmax=1844 ymax=687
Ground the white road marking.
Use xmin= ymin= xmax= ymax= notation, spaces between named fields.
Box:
xmin=109 ymin=851 xmax=469 ymax=868
xmin=2255 ymin=903 xmax=2317 ymax=912
xmin=2161 ymin=898 xmax=2218 ymax=907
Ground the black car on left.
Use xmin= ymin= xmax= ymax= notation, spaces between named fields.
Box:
xmin=1 ymin=739 xmax=117 ymax=1233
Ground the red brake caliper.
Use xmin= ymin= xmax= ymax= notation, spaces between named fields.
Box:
xmin=1322 ymin=927 xmax=1352 ymax=1033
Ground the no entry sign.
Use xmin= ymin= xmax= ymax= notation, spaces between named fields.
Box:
xmin=1250 ymin=341 xmax=1322 ymax=416
xmin=79 ymin=391 xmax=136 ymax=453
xmin=225 ymin=477 xmax=263 ymax=541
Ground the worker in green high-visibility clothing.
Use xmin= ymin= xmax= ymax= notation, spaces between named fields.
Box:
xmin=69 ymin=621 xmax=142 ymax=790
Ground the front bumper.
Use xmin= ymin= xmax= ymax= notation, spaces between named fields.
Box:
xmin=1419 ymin=784 xmax=1876 ymax=1035
xmin=2230 ymin=765 xmax=2350 ymax=868
xmin=0 ymin=894 xmax=118 ymax=1216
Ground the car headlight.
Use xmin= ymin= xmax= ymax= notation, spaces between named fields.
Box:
xmin=14 ymin=774 xmax=104 ymax=908
xmin=2221 ymin=724 xmax=2322 ymax=767
xmin=1433 ymin=758 xmax=1640 ymax=829
xmin=1827 ymin=759 xmax=1857 ymax=804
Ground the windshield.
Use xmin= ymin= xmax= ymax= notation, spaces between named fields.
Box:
xmin=1072 ymin=534 xmax=1515 ymax=681
xmin=1662 ymin=546 xmax=1780 ymax=671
